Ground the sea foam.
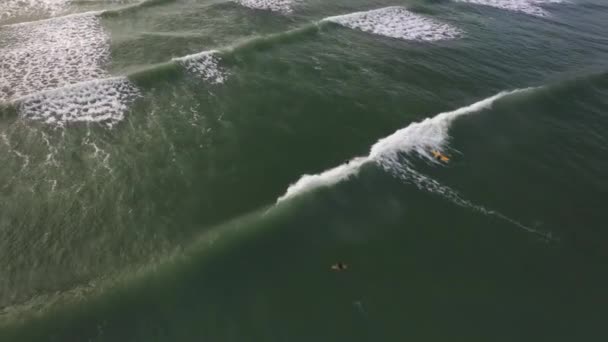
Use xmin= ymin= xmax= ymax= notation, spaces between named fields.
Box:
xmin=323 ymin=7 xmax=461 ymax=42
xmin=455 ymin=0 xmax=565 ymax=17
xmin=173 ymin=50 xmax=228 ymax=84
xmin=236 ymin=0 xmax=295 ymax=14
xmin=0 ymin=12 xmax=110 ymax=102
xmin=278 ymin=89 xmax=527 ymax=202
xmin=0 ymin=0 xmax=69 ymax=23
xmin=277 ymin=88 xmax=547 ymax=237
xmin=17 ymin=78 xmax=140 ymax=127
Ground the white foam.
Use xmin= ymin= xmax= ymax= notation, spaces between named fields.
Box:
xmin=277 ymin=157 xmax=368 ymax=202
xmin=236 ymin=0 xmax=295 ymax=14
xmin=369 ymin=89 xmax=529 ymax=160
xmin=455 ymin=0 xmax=565 ymax=17
xmin=276 ymin=89 xmax=548 ymax=237
xmin=323 ymin=6 xmax=461 ymax=42
xmin=0 ymin=13 xmax=110 ymax=102
xmin=17 ymin=78 xmax=140 ymax=127
xmin=0 ymin=0 xmax=69 ymax=23
xmin=174 ymin=50 xmax=228 ymax=84
xmin=279 ymin=90 xmax=526 ymax=201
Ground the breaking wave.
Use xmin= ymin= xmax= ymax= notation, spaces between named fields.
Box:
xmin=235 ymin=0 xmax=296 ymax=14
xmin=277 ymin=88 xmax=551 ymax=238
xmin=0 ymin=0 xmax=70 ymax=23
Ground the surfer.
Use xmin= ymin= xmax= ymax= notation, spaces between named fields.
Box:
xmin=331 ymin=263 xmax=348 ymax=271
xmin=431 ymin=150 xmax=450 ymax=163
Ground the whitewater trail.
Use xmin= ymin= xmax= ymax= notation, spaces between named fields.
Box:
xmin=277 ymin=88 xmax=551 ymax=238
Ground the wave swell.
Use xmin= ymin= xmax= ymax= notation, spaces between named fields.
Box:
xmin=277 ymin=88 xmax=551 ymax=238
xmin=2 ymin=6 xmax=462 ymax=128
xmin=323 ymin=6 xmax=462 ymax=41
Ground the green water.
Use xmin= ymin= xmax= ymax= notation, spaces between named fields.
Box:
xmin=1 ymin=0 xmax=608 ymax=341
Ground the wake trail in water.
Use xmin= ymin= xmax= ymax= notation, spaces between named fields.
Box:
xmin=277 ymin=88 xmax=552 ymax=239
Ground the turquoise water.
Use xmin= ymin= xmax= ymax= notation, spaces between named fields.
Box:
xmin=1 ymin=0 xmax=608 ymax=341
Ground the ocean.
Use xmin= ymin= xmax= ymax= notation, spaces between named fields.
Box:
xmin=1 ymin=0 xmax=607 ymax=341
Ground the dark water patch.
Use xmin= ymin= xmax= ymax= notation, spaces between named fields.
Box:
xmin=1 ymin=172 xmax=605 ymax=341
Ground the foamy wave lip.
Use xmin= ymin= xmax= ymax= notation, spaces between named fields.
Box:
xmin=455 ymin=0 xmax=565 ymax=17
xmin=0 ymin=0 xmax=69 ymax=23
xmin=17 ymin=78 xmax=140 ymax=127
xmin=323 ymin=6 xmax=462 ymax=42
xmin=174 ymin=50 xmax=228 ymax=84
xmin=236 ymin=0 xmax=294 ymax=14
xmin=277 ymin=157 xmax=368 ymax=202
xmin=278 ymin=89 xmax=531 ymax=203
xmin=276 ymin=88 xmax=550 ymax=239
xmin=0 ymin=13 xmax=109 ymax=102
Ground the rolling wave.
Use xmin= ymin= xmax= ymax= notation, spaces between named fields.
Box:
xmin=3 ymin=73 xmax=606 ymax=329
xmin=2 ymin=6 xmax=461 ymax=127
xmin=278 ymin=90 xmax=531 ymax=201
xmin=277 ymin=88 xmax=551 ymax=238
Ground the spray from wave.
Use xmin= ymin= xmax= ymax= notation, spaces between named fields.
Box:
xmin=277 ymin=88 xmax=551 ymax=238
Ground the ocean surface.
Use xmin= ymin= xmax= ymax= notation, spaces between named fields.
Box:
xmin=1 ymin=0 xmax=607 ymax=341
